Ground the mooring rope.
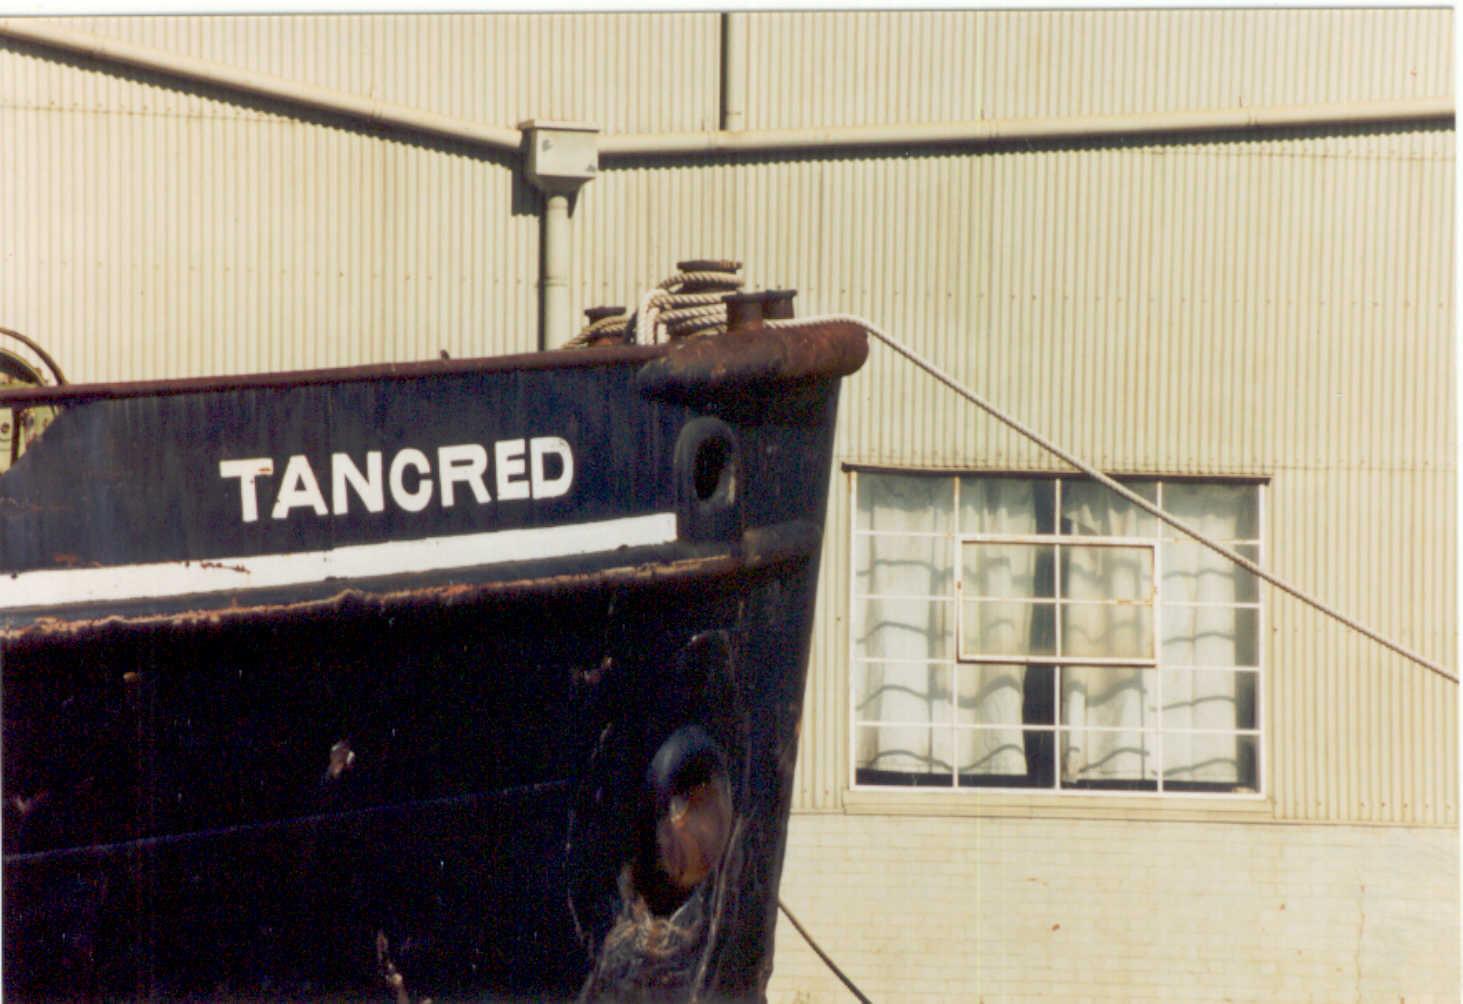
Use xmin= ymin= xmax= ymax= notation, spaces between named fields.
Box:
xmin=641 ymin=262 xmax=744 ymax=343
xmin=778 ymin=899 xmax=874 ymax=1004
xmin=574 ymin=312 xmax=635 ymax=343
xmin=572 ymin=262 xmax=745 ymax=347
xmin=766 ymin=313 xmax=1457 ymax=686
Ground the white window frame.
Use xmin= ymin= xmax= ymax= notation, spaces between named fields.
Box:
xmin=847 ymin=469 xmax=1265 ymax=799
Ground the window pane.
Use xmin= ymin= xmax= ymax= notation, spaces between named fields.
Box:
xmin=1162 ymin=541 xmax=1259 ymax=603
xmin=1162 ymin=733 xmax=1258 ymax=791
xmin=856 ymin=597 xmax=953 ymax=660
xmin=1062 ymin=544 xmax=1153 ymax=601
xmin=855 ymin=533 xmax=953 ymax=597
xmin=1060 ymin=666 xmax=1157 ymax=729
xmin=1061 ymin=479 xmax=1158 ymax=537
xmin=854 ymin=473 xmax=1262 ymax=798
xmin=1161 ymin=605 xmax=1259 ymax=667
xmin=1162 ymin=482 xmax=1259 ymax=541
xmin=961 ymin=542 xmax=1054 ymax=599
xmin=1162 ymin=669 xmax=1257 ymax=731
xmin=855 ymin=724 xmax=953 ymax=786
xmin=1060 ymin=728 xmax=1157 ymax=787
xmin=853 ymin=662 xmax=952 ymax=725
xmin=1060 ymin=602 xmax=1154 ymax=659
xmin=955 ymin=727 xmax=1053 ymax=786
xmin=954 ymin=664 xmax=1035 ymax=726
xmin=856 ymin=472 xmax=952 ymax=534
xmin=958 ymin=476 xmax=1055 ymax=534
xmin=959 ymin=599 xmax=1056 ymax=658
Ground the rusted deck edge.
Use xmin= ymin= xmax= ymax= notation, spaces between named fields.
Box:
xmin=0 ymin=342 xmax=668 ymax=406
xmin=0 ymin=520 xmax=820 ymax=649
xmin=636 ymin=322 xmax=868 ymax=403
xmin=0 ymin=322 xmax=868 ymax=407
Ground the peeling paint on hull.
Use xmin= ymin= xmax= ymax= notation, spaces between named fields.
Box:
xmin=0 ymin=322 xmax=865 ymax=1001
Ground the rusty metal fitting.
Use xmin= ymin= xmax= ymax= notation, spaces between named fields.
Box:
xmin=584 ymin=306 xmax=627 ymax=323
xmin=676 ymin=259 xmax=741 ymax=273
xmin=676 ymin=259 xmax=744 ymax=295
xmin=760 ymin=289 xmax=797 ymax=320
xmin=722 ymin=292 xmax=764 ymax=334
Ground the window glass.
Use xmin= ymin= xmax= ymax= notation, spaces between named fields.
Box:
xmin=853 ymin=472 xmax=1262 ymax=796
xmin=1060 ymin=480 xmax=1158 ymax=537
xmin=961 ymin=542 xmax=1054 ymax=599
xmin=959 ymin=599 xmax=1057 ymax=659
xmin=1162 ymin=482 xmax=1260 ymax=541
xmin=954 ymin=664 xmax=1032 ymax=726
xmin=1060 ymin=728 xmax=1158 ymax=786
xmin=855 ymin=533 xmax=953 ymax=598
xmin=855 ymin=596 xmax=953 ymax=661
xmin=857 ymin=472 xmax=952 ymax=534
xmin=1061 ymin=603 xmax=1154 ymax=660
xmin=855 ymin=724 xmax=953 ymax=785
xmin=1059 ymin=666 xmax=1157 ymax=728
xmin=1062 ymin=545 xmax=1153 ymax=601
xmin=853 ymin=662 xmax=952 ymax=725
xmin=956 ymin=727 xmax=1054 ymax=788
xmin=1160 ymin=605 xmax=1259 ymax=668
xmin=1163 ymin=733 xmax=1258 ymax=790
xmin=1162 ymin=541 xmax=1259 ymax=603
xmin=959 ymin=476 xmax=1055 ymax=534
xmin=1161 ymin=668 xmax=1258 ymax=731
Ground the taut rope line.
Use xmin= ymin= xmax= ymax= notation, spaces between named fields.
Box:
xmin=767 ymin=314 xmax=1457 ymax=686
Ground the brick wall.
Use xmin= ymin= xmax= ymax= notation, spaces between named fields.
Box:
xmin=767 ymin=813 xmax=1459 ymax=1003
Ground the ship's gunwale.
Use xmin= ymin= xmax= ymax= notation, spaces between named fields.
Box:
xmin=0 ymin=321 xmax=868 ymax=407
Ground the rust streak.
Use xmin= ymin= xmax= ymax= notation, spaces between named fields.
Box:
xmin=0 ymin=521 xmax=819 ymax=649
xmin=635 ymin=322 xmax=868 ymax=403
xmin=197 ymin=561 xmax=251 ymax=574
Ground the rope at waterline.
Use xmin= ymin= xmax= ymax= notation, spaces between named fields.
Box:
xmin=764 ymin=314 xmax=1457 ymax=687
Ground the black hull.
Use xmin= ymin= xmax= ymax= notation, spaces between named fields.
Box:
xmin=0 ymin=324 xmax=865 ymax=1001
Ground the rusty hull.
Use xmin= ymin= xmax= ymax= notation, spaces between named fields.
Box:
xmin=1 ymin=320 xmax=863 ymax=1002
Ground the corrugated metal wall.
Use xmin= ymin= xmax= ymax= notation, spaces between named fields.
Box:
xmin=743 ymin=9 xmax=1451 ymax=127
xmin=785 ymin=127 xmax=1457 ymax=824
xmin=21 ymin=13 xmax=720 ymax=134
xmin=2 ymin=24 xmax=538 ymax=379
xmin=1 ymin=10 xmax=1454 ymax=825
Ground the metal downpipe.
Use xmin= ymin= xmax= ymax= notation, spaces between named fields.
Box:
xmin=540 ymin=193 xmax=572 ymax=351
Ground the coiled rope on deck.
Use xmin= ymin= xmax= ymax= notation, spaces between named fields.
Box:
xmin=573 ymin=310 xmax=635 ymax=345
xmin=765 ymin=313 xmax=1457 ymax=686
xmin=570 ymin=262 xmax=745 ymax=347
xmin=640 ymin=262 xmax=744 ymax=343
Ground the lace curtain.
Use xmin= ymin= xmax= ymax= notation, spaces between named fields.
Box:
xmin=854 ymin=473 xmax=1258 ymax=791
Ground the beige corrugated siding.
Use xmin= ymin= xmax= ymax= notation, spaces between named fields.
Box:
xmin=1 ymin=10 xmax=1454 ymax=825
xmin=743 ymin=9 xmax=1452 ymax=128
xmin=781 ymin=127 xmax=1456 ymax=821
xmin=789 ymin=130 xmax=1456 ymax=476
xmin=1268 ymin=470 xmax=1457 ymax=824
xmin=16 ymin=13 xmax=719 ymax=134
xmin=1 ymin=37 xmax=537 ymax=380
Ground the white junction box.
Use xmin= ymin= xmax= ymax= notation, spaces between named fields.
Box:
xmin=519 ymin=120 xmax=599 ymax=194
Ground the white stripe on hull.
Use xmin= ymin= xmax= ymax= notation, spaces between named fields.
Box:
xmin=0 ymin=512 xmax=679 ymax=613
